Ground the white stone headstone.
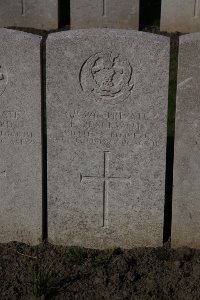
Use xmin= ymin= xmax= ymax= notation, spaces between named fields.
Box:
xmin=71 ymin=0 xmax=139 ymax=29
xmin=0 ymin=29 xmax=42 ymax=244
xmin=161 ymin=0 xmax=200 ymax=33
xmin=172 ymin=33 xmax=200 ymax=248
xmin=0 ymin=0 xmax=58 ymax=30
xmin=47 ymin=29 xmax=170 ymax=249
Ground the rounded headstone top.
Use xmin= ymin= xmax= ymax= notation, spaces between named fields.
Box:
xmin=180 ymin=32 xmax=200 ymax=44
xmin=0 ymin=28 xmax=42 ymax=42
xmin=47 ymin=29 xmax=169 ymax=44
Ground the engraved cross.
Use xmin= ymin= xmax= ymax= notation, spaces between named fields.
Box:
xmin=103 ymin=0 xmax=107 ymax=17
xmin=80 ymin=151 xmax=131 ymax=227
xmin=21 ymin=0 xmax=25 ymax=16
xmin=194 ymin=0 xmax=199 ymax=18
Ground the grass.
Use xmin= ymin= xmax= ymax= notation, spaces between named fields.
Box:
xmin=64 ymin=247 xmax=121 ymax=267
xmin=64 ymin=246 xmax=88 ymax=265
xmin=31 ymin=261 xmax=54 ymax=298
xmin=91 ymin=248 xmax=121 ymax=267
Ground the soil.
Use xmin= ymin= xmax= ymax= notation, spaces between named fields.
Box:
xmin=1 ymin=26 xmax=191 ymax=300
xmin=1 ymin=241 xmax=200 ymax=299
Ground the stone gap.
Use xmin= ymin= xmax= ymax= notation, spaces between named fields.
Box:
xmin=58 ymin=0 xmax=70 ymax=28
xmin=163 ymin=36 xmax=179 ymax=244
xmin=139 ymin=0 xmax=161 ymax=29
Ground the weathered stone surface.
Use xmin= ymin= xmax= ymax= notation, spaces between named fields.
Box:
xmin=0 ymin=0 xmax=58 ymax=30
xmin=71 ymin=0 xmax=139 ymax=29
xmin=47 ymin=29 xmax=169 ymax=249
xmin=161 ymin=0 xmax=200 ymax=33
xmin=0 ymin=29 xmax=42 ymax=244
xmin=172 ymin=33 xmax=200 ymax=248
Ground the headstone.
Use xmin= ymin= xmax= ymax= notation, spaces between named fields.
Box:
xmin=172 ymin=33 xmax=200 ymax=248
xmin=161 ymin=0 xmax=200 ymax=33
xmin=70 ymin=0 xmax=139 ymax=29
xmin=47 ymin=29 xmax=170 ymax=249
xmin=0 ymin=29 xmax=42 ymax=244
xmin=0 ymin=0 xmax=58 ymax=30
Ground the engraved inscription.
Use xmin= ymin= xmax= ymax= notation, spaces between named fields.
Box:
xmin=0 ymin=160 xmax=6 ymax=180
xmin=194 ymin=0 xmax=199 ymax=18
xmin=49 ymin=109 xmax=160 ymax=148
xmin=0 ymin=111 xmax=34 ymax=145
xmin=0 ymin=64 xmax=8 ymax=97
xmin=0 ymin=170 xmax=6 ymax=178
xmin=80 ymin=151 xmax=131 ymax=227
xmin=80 ymin=51 xmax=134 ymax=104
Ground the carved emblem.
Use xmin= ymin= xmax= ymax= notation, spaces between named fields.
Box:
xmin=80 ymin=51 xmax=134 ymax=104
xmin=0 ymin=64 xmax=7 ymax=97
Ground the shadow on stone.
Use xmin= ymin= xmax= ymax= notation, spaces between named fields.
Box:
xmin=41 ymin=35 xmax=48 ymax=241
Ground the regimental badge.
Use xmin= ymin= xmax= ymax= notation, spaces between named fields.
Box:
xmin=80 ymin=51 xmax=134 ymax=105
xmin=0 ymin=64 xmax=8 ymax=97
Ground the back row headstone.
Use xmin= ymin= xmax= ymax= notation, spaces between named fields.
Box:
xmin=161 ymin=0 xmax=200 ymax=33
xmin=70 ymin=0 xmax=139 ymax=29
xmin=0 ymin=0 xmax=58 ymax=30
xmin=47 ymin=29 xmax=170 ymax=248
xmin=172 ymin=33 xmax=200 ymax=248
xmin=0 ymin=29 xmax=42 ymax=244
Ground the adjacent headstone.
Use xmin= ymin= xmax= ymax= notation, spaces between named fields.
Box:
xmin=0 ymin=0 xmax=58 ymax=30
xmin=172 ymin=33 xmax=200 ymax=248
xmin=47 ymin=29 xmax=170 ymax=249
xmin=0 ymin=29 xmax=42 ymax=244
xmin=161 ymin=0 xmax=200 ymax=33
xmin=70 ymin=0 xmax=139 ymax=29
